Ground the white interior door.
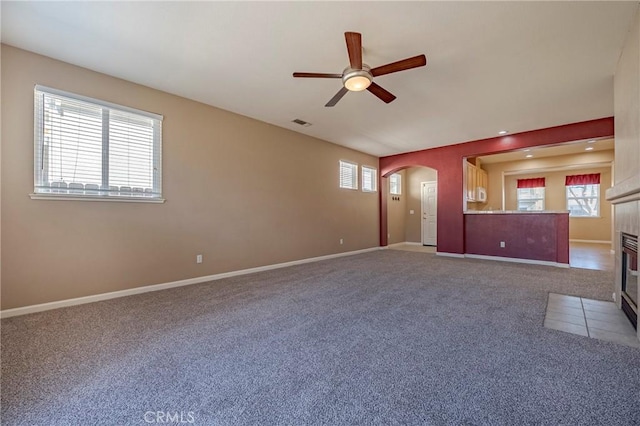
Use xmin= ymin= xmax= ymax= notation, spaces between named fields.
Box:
xmin=422 ymin=181 xmax=437 ymax=246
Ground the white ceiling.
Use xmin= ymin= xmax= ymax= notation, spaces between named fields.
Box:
xmin=1 ymin=1 xmax=637 ymax=157
xmin=479 ymin=138 xmax=615 ymax=164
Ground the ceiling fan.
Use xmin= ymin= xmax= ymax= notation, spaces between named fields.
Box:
xmin=293 ymin=32 xmax=427 ymax=107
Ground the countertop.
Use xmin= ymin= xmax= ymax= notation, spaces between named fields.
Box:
xmin=464 ymin=210 xmax=569 ymax=214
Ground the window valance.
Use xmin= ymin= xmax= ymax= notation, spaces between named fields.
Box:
xmin=517 ymin=177 xmax=546 ymax=189
xmin=565 ymin=173 xmax=600 ymax=186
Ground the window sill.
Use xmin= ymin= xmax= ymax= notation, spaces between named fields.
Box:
xmin=569 ymin=215 xmax=601 ymax=219
xmin=29 ymin=194 xmax=165 ymax=203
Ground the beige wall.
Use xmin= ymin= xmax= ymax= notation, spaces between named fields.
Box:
xmin=612 ymin=7 xmax=640 ymax=241
xmin=503 ymin=166 xmax=612 ymax=241
xmin=0 ymin=45 xmax=380 ymax=310
xmin=386 ymin=170 xmax=406 ymax=244
xmin=611 ymin=6 xmax=640 ymax=342
xmin=405 ymin=167 xmax=437 ymax=243
xmin=482 ymin=151 xmax=613 ymax=242
xmin=0 ymin=42 xmax=3 ymax=302
xmin=614 ymin=10 xmax=640 ymax=186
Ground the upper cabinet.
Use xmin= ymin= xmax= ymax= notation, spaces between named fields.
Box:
xmin=478 ymin=168 xmax=488 ymax=190
xmin=466 ymin=161 xmax=488 ymax=202
xmin=466 ymin=162 xmax=477 ymax=201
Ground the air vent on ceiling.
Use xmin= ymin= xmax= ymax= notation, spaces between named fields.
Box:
xmin=292 ymin=118 xmax=312 ymax=127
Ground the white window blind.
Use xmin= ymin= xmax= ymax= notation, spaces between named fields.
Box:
xmin=362 ymin=166 xmax=377 ymax=192
xmin=339 ymin=160 xmax=358 ymax=189
xmin=389 ymin=173 xmax=402 ymax=195
xmin=33 ymin=85 xmax=163 ymax=200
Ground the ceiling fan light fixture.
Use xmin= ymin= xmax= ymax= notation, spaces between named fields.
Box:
xmin=292 ymin=32 xmax=426 ymax=106
xmin=343 ymin=68 xmax=372 ymax=91
xmin=344 ymin=75 xmax=371 ymax=91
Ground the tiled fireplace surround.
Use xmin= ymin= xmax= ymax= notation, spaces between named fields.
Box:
xmin=606 ymin=183 xmax=640 ymax=343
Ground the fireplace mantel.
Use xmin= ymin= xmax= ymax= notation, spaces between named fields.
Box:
xmin=606 ymin=173 xmax=640 ymax=204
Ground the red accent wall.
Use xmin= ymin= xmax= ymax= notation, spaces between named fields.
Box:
xmin=464 ymin=213 xmax=569 ymax=264
xmin=379 ymin=117 xmax=614 ymax=254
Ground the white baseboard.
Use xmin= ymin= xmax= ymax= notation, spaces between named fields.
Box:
xmin=436 ymin=252 xmax=465 ymax=258
xmin=0 ymin=246 xmax=381 ymax=319
xmin=569 ymin=239 xmax=612 ymax=244
xmin=464 ymin=253 xmax=570 ymax=268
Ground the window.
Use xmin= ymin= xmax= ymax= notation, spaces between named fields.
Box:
xmin=516 ymin=178 xmax=545 ymax=211
xmin=389 ymin=173 xmax=402 ymax=195
xmin=566 ymin=174 xmax=600 ymax=217
xmin=339 ymin=160 xmax=358 ymax=189
xmin=362 ymin=166 xmax=377 ymax=192
xmin=517 ymin=188 xmax=545 ymax=211
xmin=33 ymin=85 xmax=163 ymax=201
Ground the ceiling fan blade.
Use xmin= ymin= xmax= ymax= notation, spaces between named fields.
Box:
xmin=325 ymin=87 xmax=349 ymax=107
xmin=367 ymin=82 xmax=396 ymax=104
xmin=293 ymin=72 xmax=343 ymax=78
xmin=345 ymin=32 xmax=362 ymax=70
xmin=370 ymin=54 xmax=427 ymax=77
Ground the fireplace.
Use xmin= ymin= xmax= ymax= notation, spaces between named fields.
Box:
xmin=621 ymin=233 xmax=638 ymax=330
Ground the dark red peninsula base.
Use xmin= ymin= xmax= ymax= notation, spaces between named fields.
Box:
xmin=464 ymin=211 xmax=569 ymax=266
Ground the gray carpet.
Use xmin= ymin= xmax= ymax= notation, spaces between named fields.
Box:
xmin=2 ymin=250 xmax=639 ymax=425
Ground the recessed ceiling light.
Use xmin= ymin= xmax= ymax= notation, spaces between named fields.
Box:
xmin=498 ymin=130 xmax=508 ymax=135
xmin=524 ymin=149 xmax=531 ymax=152
xmin=525 ymin=154 xmax=533 ymax=158
xmin=587 ymin=140 xmax=596 ymax=144
xmin=585 ymin=147 xmax=594 ymax=151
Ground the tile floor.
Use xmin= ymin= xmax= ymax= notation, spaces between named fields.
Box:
xmin=544 ymin=293 xmax=639 ymax=347
xmin=388 ymin=243 xmax=436 ymax=254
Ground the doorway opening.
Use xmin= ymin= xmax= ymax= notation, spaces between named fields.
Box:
xmin=386 ymin=166 xmax=438 ymax=248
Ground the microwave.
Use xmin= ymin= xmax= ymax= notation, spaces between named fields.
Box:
xmin=476 ymin=187 xmax=487 ymax=202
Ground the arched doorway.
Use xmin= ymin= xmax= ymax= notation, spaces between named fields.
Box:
xmin=385 ymin=166 xmax=438 ymax=248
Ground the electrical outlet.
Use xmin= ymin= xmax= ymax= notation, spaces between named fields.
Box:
xmin=500 ymin=241 xmax=506 ymax=248
xmin=339 ymin=238 xmax=344 ymax=245
xmin=196 ymin=254 xmax=203 ymax=264
xmin=409 ymin=209 xmax=415 ymax=214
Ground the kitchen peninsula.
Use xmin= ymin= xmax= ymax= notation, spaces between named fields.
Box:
xmin=464 ymin=210 xmax=569 ymax=267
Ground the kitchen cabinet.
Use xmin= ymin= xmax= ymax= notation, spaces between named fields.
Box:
xmin=478 ymin=168 xmax=488 ymax=191
xmin=466 ymin=162 xmax=488 ymax=202
xmin=466 ymin=162 xmax=477 ymax=201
